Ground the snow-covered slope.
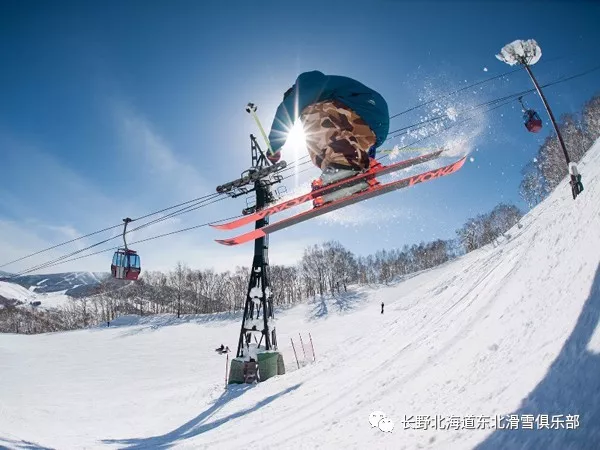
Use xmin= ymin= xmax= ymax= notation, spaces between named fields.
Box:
xmin=1 ymin=141 xmax=599 ymax=449
xmin=0 ymin=280 xmax=74 ymax=310
xmin=3 ymin=272 xmax=109 ymax=297
xmin=0 ymin=281 xmax=35 ymax=303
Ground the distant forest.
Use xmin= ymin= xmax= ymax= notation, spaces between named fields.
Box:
xmin=0 ymin=202 xmax=523 ymax=334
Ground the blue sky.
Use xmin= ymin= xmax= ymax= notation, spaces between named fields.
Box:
xmin=1 ymin=0 xmax=599 ymax=274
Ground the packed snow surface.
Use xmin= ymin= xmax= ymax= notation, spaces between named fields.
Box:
xmin=1 ymin=140 xmax=599 ymax=449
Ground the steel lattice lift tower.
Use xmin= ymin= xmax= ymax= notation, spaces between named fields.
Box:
xmin=215 ymin=104 xmax=287 ymax=383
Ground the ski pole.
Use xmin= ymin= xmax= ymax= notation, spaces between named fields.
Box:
xmin=309 ymin=332 xmax=316 ymax=362
xmin=290 ymin=337 xmax=300 ymax=369
xmin=246 ymin=103 xmax=276 ymax=158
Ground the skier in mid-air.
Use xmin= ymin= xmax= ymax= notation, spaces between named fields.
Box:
xmin=266 ymin=70 xmax=389 ymax=201
xmin=211 ymin=73 xmax=466 ymax=246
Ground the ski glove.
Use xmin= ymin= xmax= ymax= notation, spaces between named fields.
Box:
xmin=368 ymin=145 xmax=377 ymax=159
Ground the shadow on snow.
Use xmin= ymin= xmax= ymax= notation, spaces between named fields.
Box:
xmin=101 ymin=383 xmax=302 ymax=449
xmin=0 ymin=437 xmax=55 ymax=450
xmin=476 ymin=263 xmax=600 ymax=449
xmin=307 ymin=289 xmax=369 ymax=321
xmin=99 ymin=310 xmax=246 ymax=337
xmin=97 ymin=302 xmax=305 ymax=338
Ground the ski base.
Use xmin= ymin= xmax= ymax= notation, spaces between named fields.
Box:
xmin=216 ymin=156 xmax=467 ymax=246
xmin=210 ymin=149 xmax=444 ymax=231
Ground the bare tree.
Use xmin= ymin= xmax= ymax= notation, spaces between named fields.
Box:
xmin=456 ymin=204 xmax=523 ymax=253
xmin=301 ymin=245 xmax=327 ymax=297
xmin=582 ymin=94 xmax=600 ymax=141
xmin=520 ymin=161 xmax=546 ymax=208
xmin=169 ymin=262 xmax=189 ymax=318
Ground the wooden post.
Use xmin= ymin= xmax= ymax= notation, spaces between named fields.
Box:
xmin=225 ymin=353 xmax=229 ymax=389
xmin=299 ymin=333 xmax=307 ymax=361
xmin=291 ymin=337 xmax=300 ymax=369
xmin=309 ymin=332 xmax=316 ymax=362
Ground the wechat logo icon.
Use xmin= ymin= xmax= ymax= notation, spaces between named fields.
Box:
xmin=369 ymin=411 xmax=394 ymax=433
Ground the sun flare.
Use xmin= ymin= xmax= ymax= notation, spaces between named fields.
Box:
xmin=284 ymin=120 xmax=307 ymax=155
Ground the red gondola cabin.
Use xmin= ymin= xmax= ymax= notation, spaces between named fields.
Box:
xmin=523 ymin=110 xmax=542 ymax=133
xmin=111 ymin=249 xmax=141 ymax=280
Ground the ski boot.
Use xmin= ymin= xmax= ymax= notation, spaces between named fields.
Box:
xmin=312 ymin=166 xmax=372 ymax=208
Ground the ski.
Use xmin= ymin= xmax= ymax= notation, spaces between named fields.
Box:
xmin=211 ymin=149 xmax=444 ymax=231
xmin=215 ymin=156 xmax=466 ymax=246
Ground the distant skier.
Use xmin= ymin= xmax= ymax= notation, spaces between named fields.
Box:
xmin=381 ymin=302 xmax=384 ymax=314
xmin=267 ymin=71 xmax=389 ymax=202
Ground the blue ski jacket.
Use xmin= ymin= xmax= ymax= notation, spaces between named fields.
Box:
xmin=267 ymin=71 xmax=389 ymax=156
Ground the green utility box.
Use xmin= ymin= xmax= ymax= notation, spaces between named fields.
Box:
xmin=257 ymin=351 xmax=285 ymax=381
xmin=228 ymin=351 xmax=285 ymax=384
xmin=228 ymin=358 xmax=246 ymax=384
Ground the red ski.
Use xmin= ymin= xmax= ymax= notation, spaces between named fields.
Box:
xmin=211 ymin=149 xmax=444 ymax=231
xmin=215 ymin=156 xmax=466 ymax=246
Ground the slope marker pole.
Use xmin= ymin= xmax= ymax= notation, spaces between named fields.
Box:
xmin=291 ymin=337 xmax=300 ymax=369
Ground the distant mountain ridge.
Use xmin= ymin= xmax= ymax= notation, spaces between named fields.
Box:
xmin=0 ymin=272 xmax=110 ymax=297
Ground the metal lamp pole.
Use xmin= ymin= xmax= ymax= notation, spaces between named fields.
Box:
xmin=498 ymin=39 xmax=583 ymax=199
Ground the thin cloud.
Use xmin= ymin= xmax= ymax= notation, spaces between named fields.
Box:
xmin=112 ymin=101 xmax=208 ymax=197
xmin=0 ymin=134 xmax=118 ymax=225
xmin=0 ymin=219 xmax=109 ymax=274
xmin=0 ymin=134 xmax=134 ymax=274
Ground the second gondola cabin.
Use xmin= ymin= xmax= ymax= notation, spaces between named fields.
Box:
xmin=523 ymin=109 xmax=543 ymax=133
xmin=111 ymin=248 xmax=141 ymax=280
